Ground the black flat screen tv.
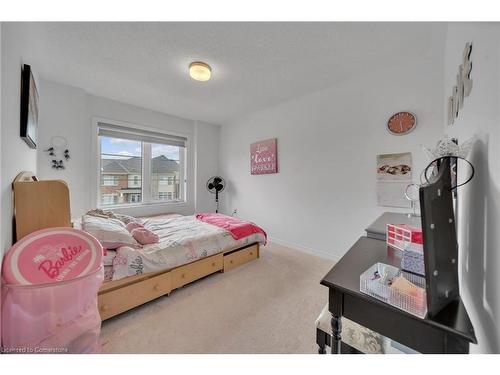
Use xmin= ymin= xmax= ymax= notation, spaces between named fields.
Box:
xmin=20 ymin=64 xmax=38 ymax=149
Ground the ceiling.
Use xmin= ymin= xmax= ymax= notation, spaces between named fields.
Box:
xmin=18 ymin=22 xmax=446 ymax=125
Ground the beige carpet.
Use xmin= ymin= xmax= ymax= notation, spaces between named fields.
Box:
xmin=100 ymin=242 xmax=334 ymax=354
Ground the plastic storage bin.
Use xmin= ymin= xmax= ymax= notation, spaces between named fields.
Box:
xmin=1 ymin=227 xmax=103 ymax=353
xmin=386 ymin=224 xmax=423 ymax=252
xmin=386 ymin=224 xmax=426 ymax=277
xmin=2 ymin=268 xmax=103 ymax=353
xmin=360 ymin=262 xmax=427 ymax=319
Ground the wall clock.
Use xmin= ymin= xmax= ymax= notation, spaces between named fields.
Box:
xmin=387 ymin=112 xmax=417 ymax=135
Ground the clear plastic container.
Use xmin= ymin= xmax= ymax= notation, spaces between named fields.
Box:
xmin=386 ymin=224 xmax=423 ymax=252
xmin=360 ymin=263 xmax=427 ymax=318
xmin=1 ymin=267 xmax=103 ymax=354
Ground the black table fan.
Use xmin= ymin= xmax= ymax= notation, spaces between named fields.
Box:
xmin=206 ymin=176 xmax=225 ymax=213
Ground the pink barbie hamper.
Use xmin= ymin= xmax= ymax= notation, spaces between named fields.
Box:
xmin=1 ymin=227 xmax=104 ymax=353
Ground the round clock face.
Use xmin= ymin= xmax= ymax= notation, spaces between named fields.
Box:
xmin=387 ymin=112 xmax=417 ymax=135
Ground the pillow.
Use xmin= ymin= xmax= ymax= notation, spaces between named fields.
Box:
xmin=83 ymin=215 xmax=139 ymax=249
xmin=85 ymin=209 xmax=142 ymax=225
xmin=125 ymin=222 xmax=143 ymax=232
xmin=131 ymin=227 xmax=159 ymax=245
xmin=115 ymin=213 xmax=142 ymax=225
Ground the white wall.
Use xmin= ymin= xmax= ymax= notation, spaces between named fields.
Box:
xmin=194 ymin=121 xmax=220 ymax=212
xmin=219 ymin=59 xmax=445 ymax=260
xmin=1 ymin=23 xmax=38 ymax=253
xmin=443 ymin=23 xmax=500 ymax=354
xmin=37 ymin=79 xmax=220 ymax=219
xmin=37 ymin=80 xmax=89 ymax=217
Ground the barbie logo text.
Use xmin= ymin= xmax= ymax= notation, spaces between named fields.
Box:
xmin=37 ymin=245 xmax=88 ymax=280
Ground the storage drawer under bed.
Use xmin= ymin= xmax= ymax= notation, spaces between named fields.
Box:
xmin=171 ymin=253 xmax=224 ymax=289
xmin=223 ymin=243 xmax=259 ymax=272
xmin=98 ymin=271 xmax=172 ymax=320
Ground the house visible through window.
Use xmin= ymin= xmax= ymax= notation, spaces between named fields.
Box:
xmin=98 ymin=122 xmax=186 ymax=207
xmin=99 ymin=136 xmax=142 ymax=206
xmin=151 ymin=143 xmax=180 ymax=201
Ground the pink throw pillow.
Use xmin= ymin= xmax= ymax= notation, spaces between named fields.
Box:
xmin=126 ymin=222 xmax=143 ymax=232
xmin=131 ymin=227 xmax=159 ymax=245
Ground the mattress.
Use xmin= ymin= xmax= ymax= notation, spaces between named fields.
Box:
xmin=110 ymin=215 xmax=265 ymax=281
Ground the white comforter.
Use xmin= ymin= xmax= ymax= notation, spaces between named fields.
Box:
xmin=111 ymin=215 xmax=265 ymax=280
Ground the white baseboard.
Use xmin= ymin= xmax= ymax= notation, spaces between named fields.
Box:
xmin=267 ymin=236 xmax=342 ymax=262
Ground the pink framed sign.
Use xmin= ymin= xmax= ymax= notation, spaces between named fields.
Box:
xmin=250 ymin=138 xmax=278 ymax=175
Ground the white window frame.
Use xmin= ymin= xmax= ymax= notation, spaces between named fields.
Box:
xmin=92 ymin=117 xmax=189 ymax=209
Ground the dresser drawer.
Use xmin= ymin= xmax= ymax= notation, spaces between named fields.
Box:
xmin=98 ymin=271 xmax=172 ymax=320
xmin=171 ymin=253 xmax=223 ymax=289
xmin=223 ymin=244 xmax=259 ymax=272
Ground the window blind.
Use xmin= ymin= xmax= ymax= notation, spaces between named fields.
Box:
xmin=98 ymin=122 xmax=187 ymax=148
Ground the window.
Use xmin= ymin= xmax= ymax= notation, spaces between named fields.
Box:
xmin=130 ymin=194 xmax=141 ymax=203
xmin=97 ymin=122 xmax=187 ymax=207
xmin=102 ymin=175 xmax=118 ymax=186
xmin=158 ymin=192 xmax=174 ymax=200
xmin=99 ymin=136 xmax=142 ymax=206
xmin=151 ymin=143 xmax=181 ymax=202
xmin=101 ymin=193 xmax=118 ymax=205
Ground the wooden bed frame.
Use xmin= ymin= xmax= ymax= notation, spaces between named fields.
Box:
xmin=12 ymin=173 xmax=261 ymax=321
xmin=97 ymin=242 xmax=259 ymax=320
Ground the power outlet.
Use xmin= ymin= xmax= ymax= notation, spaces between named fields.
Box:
xmin=232 ymin=209 xmax=238 ymax=216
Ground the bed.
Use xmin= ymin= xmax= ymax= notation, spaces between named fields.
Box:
xmin=12 ymin=173 xmax=266 ymax=321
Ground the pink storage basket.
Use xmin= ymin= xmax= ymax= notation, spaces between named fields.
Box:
xmin=1 ymin=227 xmax=103 ymax=354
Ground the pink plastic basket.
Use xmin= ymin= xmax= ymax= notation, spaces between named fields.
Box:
xmin=1 ymin=227 xmax=103 ymax=354
xmin=2 ymin=267 xmax=103 ymax=354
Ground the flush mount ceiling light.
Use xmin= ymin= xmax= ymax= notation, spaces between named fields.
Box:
xmin=189 ymin=61 xmax=212 ymax=82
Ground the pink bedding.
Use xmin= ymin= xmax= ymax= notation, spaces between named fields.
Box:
xmin=195 ymin=213 xmax=267 ymax=244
